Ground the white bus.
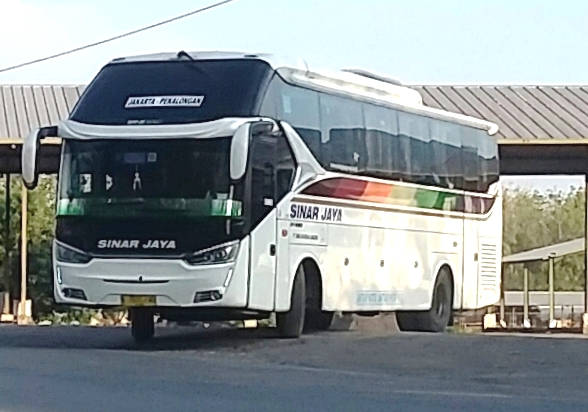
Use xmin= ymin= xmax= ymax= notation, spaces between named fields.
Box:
xmin=22 ymin=51 xmax=501 ymax=342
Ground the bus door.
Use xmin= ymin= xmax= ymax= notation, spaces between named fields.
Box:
xmin=246 ymin=124 xmax=278 ymax=311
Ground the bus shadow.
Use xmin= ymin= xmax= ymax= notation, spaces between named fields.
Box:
xmin=128 ymin=325 xmax=290 ymax=352
xmin=0 ymin=324 xmax=334 ymax=352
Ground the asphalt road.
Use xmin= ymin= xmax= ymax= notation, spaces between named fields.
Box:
xmin=0 ymin=324 xmax=587 ymax=412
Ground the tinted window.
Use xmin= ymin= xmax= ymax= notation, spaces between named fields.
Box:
xmin=70 ymin=59 xmax=273 ymax=125
xmin=320 ymin=93 xmax=366 ymax=172
xmin=276 ymin=134 xmax=297 ymax=200
xmin=277 ymin=83 xmax=322 ymax=159
xmin=249 ymin=134 xmax=276 ymax=227
xmin=248 ymin=132 xmax=296 ymax=227
xmin=363 ymin=103 xmax=400 ymax=179
xmin=460 ymin=125 xmax=480 ymax=192
xmin=270 ymin=80 xmax=498 ymax=194
xmin=258 ymin=75 xmax=278 ymax=119
xmin=477 ymin=130 xmax=500 ymax=192
xmin=429 ymin=119 xmax=463 ymax=189
xmin=398 ymin=111 xmax=431 ymax=184
xmin=57 ymin=138 xmax=244 ymax=219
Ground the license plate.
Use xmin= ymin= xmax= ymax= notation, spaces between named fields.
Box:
xmin=121 ymin=295 xmax=156 ymax=307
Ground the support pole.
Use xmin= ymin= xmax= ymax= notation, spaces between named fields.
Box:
xmin=17 ymin=181 xmax=29 ymax=325
xmin=499 ymin=263 xmax=505 ymax=328
xmin=585 ymin=173 xmax=588 ymax=334
xmin=3 ymin=174 xmax=10 ymax=315
xmin=548 ymin=255 xmax=555 ymax=328
xmin=523 ymin=266 xmax=530 ymax=328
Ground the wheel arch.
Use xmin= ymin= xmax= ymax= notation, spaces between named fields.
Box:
xmin=282 ymin=252 xmax=324 ymax=311
xmin=431 ymin=261 xmax=456 ymax=310
xmin=300 ymin=257 xmax=324 ymax=310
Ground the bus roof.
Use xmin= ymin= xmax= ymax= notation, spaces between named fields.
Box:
xmin=106 ymin=51 xmax=499 ymax=135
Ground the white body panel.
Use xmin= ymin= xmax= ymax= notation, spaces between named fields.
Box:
xmin=53 ymin=237 xmax=251 ymax=308
xmin=247 ymin=211 xmax=277 ymax=311
xmin=273 ymin=180 xmax=502 ymax=313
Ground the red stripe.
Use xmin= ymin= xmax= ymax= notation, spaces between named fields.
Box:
xmin=302 ymin=178 xmax=369 ymax=200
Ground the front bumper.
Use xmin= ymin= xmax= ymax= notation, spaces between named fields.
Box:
xmin=52 ymin=240 xmax=250 ymax=308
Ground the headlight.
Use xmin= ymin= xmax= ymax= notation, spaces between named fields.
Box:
xmin=55 ymin=241 xmax=92 ymax=264
xmin=184 ymin=241 xmax=240 ymax=265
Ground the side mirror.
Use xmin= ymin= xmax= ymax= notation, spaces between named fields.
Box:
xmin=22 ymin=128 xmax=40 ymax=190
xmin=22 ymin=125 xmax=58 ymax=190
xmin=230 ymin=123 xmax=250 ymax=181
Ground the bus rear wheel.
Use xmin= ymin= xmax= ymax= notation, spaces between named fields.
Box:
xmin=303 ymin=262 xmax=333 ymax=332
xmin=396 ymin=268 xmax=453 ymax=333
xmin=130 ymin=308 xmax=155 ymax=342
xmin=276 ymin=265 xmax=306 ymax=338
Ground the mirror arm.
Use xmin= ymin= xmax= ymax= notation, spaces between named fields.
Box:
xmin=22 ymin=125 xmax=58 ymax=190
xmin=38 ymin=125 xmax=58 ymax=139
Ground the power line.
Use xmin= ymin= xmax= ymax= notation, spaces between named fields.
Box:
xmin=0 ymin=0 xmax=237 ymax=74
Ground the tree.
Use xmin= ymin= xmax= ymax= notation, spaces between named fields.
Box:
xmin=502 ymin=186 xmax=586 ymax=292
xmin=0 ymin=175 xmax=56 ymax=317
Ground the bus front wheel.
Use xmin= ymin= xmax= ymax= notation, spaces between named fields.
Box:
xmin=130 ymin=308 xmax=155 ymax=342
xmin=396 ymin=268 xmax=453 ymax=332
xmin=276 ymin=265 xmax=306 ymax=338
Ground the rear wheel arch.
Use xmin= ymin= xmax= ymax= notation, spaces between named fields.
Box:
xmin=301 ymin=258 xmax=324 ymax=308
xmin=434 ymin=264 xmax=455 ymax=309
xmin=300 ymin=257 xmax=333 ymax=332
xmin=396 ymin=264 xmax=455 ymax=333
xmin=430 ymin=261 xmax=457 ymax=310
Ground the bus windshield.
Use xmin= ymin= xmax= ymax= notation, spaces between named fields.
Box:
xmin=57 ymin=138 xmax=244 ymax=218
xmin=69 ymin=59 xmax=273 ymax=125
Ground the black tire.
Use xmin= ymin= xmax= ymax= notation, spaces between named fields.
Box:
xmin=130 ymin=308 xmax=155 ymax=342
xmin=303 ymin=265 xmax=333 ymax=333
xmin=277 ymin=265 xmax=306 ymax=338
xmin=304 ymin=310 xmax=334 ymax=332
xmin=396 ymin=268 xmax=453 ymax=333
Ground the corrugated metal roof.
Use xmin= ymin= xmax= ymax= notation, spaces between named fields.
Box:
xmin=502 ymin=238 xmax=584 ymax=264
xmin=413 ymin=86 xmax=588 ymax=141
xmin=0 ymin=85 xmax=85 ymax=139
xmin=2 ymin=84 xmax=588 ymax=141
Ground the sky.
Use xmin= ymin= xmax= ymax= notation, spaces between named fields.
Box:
xmin=1 ymin=0 xmax=587 ymax=193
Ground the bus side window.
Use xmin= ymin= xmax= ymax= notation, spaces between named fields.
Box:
xmin=363 ymin=103 xmax=399 ymax=179
xmin=429 ymin=119 xmax=463 ymax=190
xmin=275 ymin=134 xmax=297 ymax=201
xmin=276 ymin=82 xmax=322 ymax=165
xmin=258 ymin=75 xmax=278 ymax=119
xmin=249 ymin=134 xmax=277 ymax=227
xmin=319 ymin=93 xmax=365 ymax=172
xmin=460 ymin=126 xmax=480 ymax=192
xmin=477 ymin=130 xmax=499 ymax=192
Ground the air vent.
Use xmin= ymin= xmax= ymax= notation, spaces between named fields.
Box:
xmin=480 ymin=243 xmax=499 ymax=291
xmin=62 ymin=288 xmax=87 ymax=301
xmin=194 ymin=290 xmax=223 ymax=303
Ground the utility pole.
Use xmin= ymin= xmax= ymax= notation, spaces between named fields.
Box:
xmin=17 ymin=181 xmax=30 ymax=325
xmin=1 ymin=174 xmax=11 ymax=321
